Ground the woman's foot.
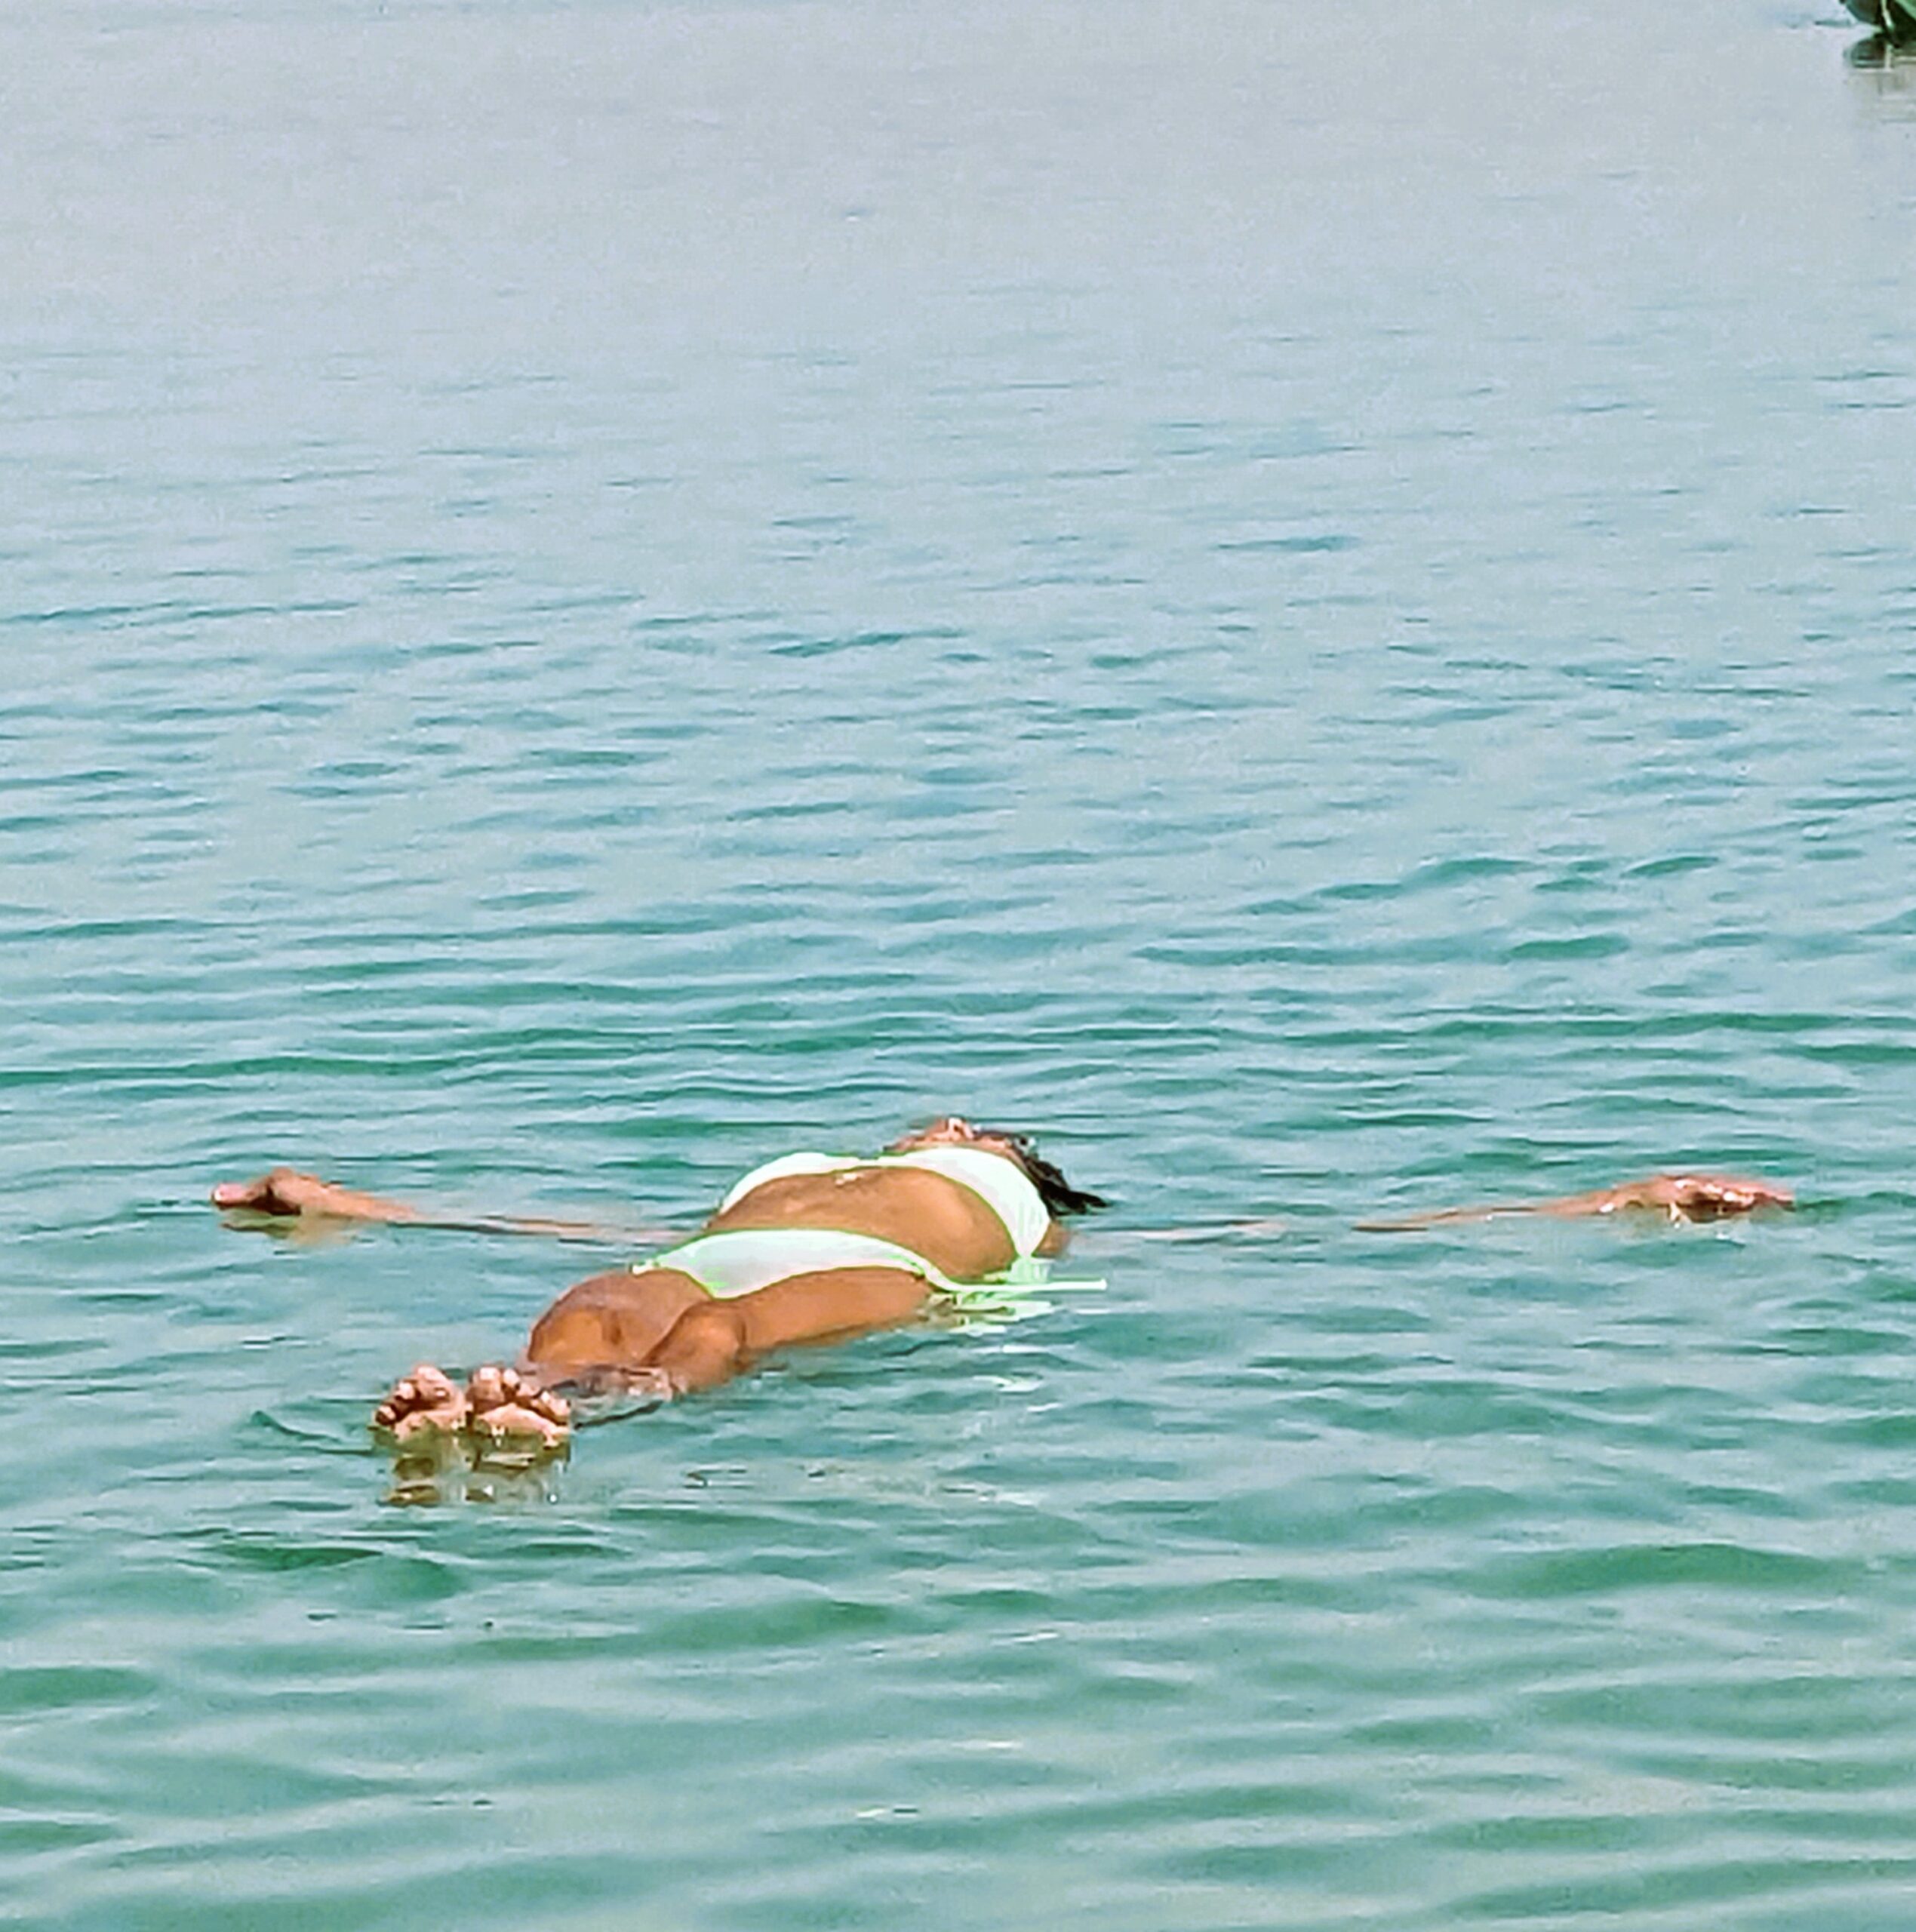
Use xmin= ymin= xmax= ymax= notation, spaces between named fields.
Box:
xmin=372 ymin=1363 xmax=471 ymax=1438
xmin=371 ymin=1363 xmax=571 ymax=1447
xmin=464 ymin=1365 xmax=572 ymax=1447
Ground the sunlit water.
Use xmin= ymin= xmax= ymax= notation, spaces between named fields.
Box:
xmin=6 ymin=1 xmax=1916 ymax=1924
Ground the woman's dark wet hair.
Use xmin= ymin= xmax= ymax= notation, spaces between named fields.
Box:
xmin=985 ymin=1128 xmax=1109 ymax=1218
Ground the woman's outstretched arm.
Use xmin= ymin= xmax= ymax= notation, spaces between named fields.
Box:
xmin=211 ymin=1167 xmax=672 ymax=1245
xmin=1355 ymin=1172 xmax=1795 ymax=1232
xmin=1081 ymin=1218 xmax=1290 ymax=1245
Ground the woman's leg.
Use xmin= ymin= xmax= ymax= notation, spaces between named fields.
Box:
xmin=646 ymin=1266 xmax=931 ymax=1393
xmin=374 ymin=1264 xmax=930 ymax=1437
xmin=374 ymin=1266 xmax=709 ymax=1442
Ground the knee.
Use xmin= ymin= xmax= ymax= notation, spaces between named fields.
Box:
xmin=527 ymin=1272 xmax=640 ymax=1371
xmin=651 ymin=1297 xmax=748 ymax=1391
xmin=666 ymin=1298 xmax=746 ymax=1359
xmin=527 ymin=1297 xmax=613 ymax=1373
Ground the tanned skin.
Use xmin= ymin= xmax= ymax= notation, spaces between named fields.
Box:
xmin=1355 ymin=1172 xmax=1794 ymax=1232
xmin=213 ymin=1118 xmax=1076 ymax=1453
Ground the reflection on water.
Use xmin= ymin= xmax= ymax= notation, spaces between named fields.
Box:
xmin=385 ymin=1434 xmax=569 ymax=1509
xmin=1848 ymin=27 xmax=1916 ymax=77
xmin=1846 ymin=27 xmax=1916 ymax=122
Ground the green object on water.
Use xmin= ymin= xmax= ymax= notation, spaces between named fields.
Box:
xmin=1844 ymin=0 xmax=1916 ymax=42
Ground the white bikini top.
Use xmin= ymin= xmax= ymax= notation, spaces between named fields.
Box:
xmin=718 ymin=1145 xmax=1052 ymax=1258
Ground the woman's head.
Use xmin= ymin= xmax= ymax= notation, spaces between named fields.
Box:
xmin=889 ymin=1116 xmax=1109 ymax=1217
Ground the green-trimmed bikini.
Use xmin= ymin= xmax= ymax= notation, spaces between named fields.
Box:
xmin=632 ymin=1145 xmax=1084 ymax=1314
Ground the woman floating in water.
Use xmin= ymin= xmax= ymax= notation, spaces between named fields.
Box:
xmin=213 ymin=1116 xmax=1108 ymax=1450
xmin=211 ymin=1120 xmax=1791 ymax=1454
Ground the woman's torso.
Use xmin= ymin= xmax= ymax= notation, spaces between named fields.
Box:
xmin=700 ymin=1152 xmax=1048 ymax=1281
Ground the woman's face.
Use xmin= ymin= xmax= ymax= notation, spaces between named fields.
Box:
xmin=888 ymin=1116 xmax=1023 ymax=1161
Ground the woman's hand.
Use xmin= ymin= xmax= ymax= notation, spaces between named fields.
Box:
xmin=211 ymin=1168 xmax=417 ymax=1223
xmin=1359 ymin=1171 xmax=1795 ymax=1232
xmin=1587 ymin=1174 xmax=1795 ymax=1221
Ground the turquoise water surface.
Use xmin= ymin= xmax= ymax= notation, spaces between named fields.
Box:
xmin=7 ymin=1 xmax=1916 ymax=1925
